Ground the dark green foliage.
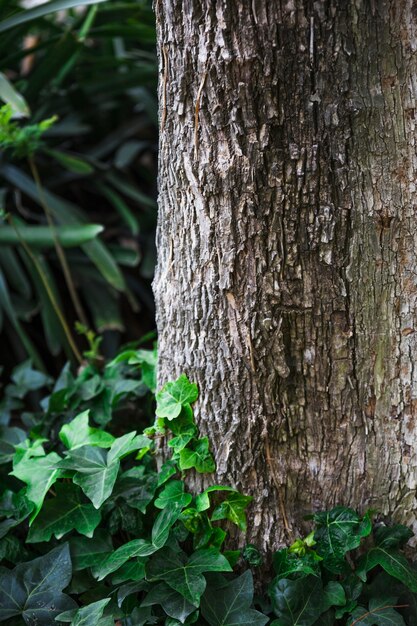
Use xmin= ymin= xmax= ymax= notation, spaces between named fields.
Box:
xmin=269 ymin=511 xmax=417 ymax=625
xmin=0 ymin=0 xmax=157 ymax=368
xmin=0 ymin=352 xmax=255 ymax=625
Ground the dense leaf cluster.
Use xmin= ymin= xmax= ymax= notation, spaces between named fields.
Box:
xmin=1 ymin=351 xmax=417 ymax=625
xmin=0 ymin=0 xmax=158 ymax=369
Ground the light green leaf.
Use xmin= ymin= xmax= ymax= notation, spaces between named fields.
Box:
xmin=11 ymin=451 xmax=62 ymax=522
xmin=179 ymin=437 xmax=215 ymax=474
xmin=58 ymin=446 xmax=119 ymax=509
xmin=0 ymin=72 xmax=30 ymax=117
xmin=154 ymin=481 xmax=192 ymax=510
xmin=156 ymin=374 xmax=198 ymax=420
xmin=107 ymin=431 xmax=151 ymax=464
xmin=27 ymin=483 xmax=101 ymax=543
xmin=195 ymin=486 xmax=238 ymax=513
xmin=211 ymin=493 xmax=253 ymax=531
xmin=59 ymin=411 xmax=115 ymax=450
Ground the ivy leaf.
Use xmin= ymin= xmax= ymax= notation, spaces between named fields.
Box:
xmin=356 ymin=547 xmax=417 ymax=592
xmin=92 ymin=539 xmax=156 ymax=581
xmin=9 ymin=359 xmax=52 ymax=397
xmin=156 ymin=375 xmax=198 ymax=420
xmin=112 ymin=467 xmax=158 ymax=514
xmin=146 ymin=547 xmax=232 ymax=606
xmin=128 ymin=347 xmax=158 ymax=392
xmin=70 ymin=530 xmax=113 ymax=571
xmin=374 ymin=525 xmax=413 ymax=550
xmin=179 ymin=438 xmax=215 ymax=474
xmin=155 ymin=481 xmax=192 ymax=510
xmin=112 ymin=558 xmax=146 ymax=584
xmin=269 ymin=575 xmax=328 ymax=626
xmin=0 ymin=490 xmax=33 ymax=537
xmin=27 ymin=483 xmax=101 ymax=543
xmin=195 ymin=486 xmax=238 ymax=513
xmin=0 ymin=543 xmax=76 ymax=624
xmin=348 ymin=598 xmax=407 ymax=625
xmin=58 ymin=446 xmax=120 ymax=509
xmin=272 ymin=548 xmax=321 ymax=580
xmin=0 ymin=426 xmax=26 ymax=464
xmin=323 ymin=581 xmax=346 ymax=608
xmin=152 ymin=504 xmax=183 ymax=549
xmin=313 ymin=507 xmax=372 ymax=572
xmin=211 ymin=493 xmax=253 ymax=531
xmin=107 ymin=431 xmax=151 ymax=464
xmin=141 ymin=582 xmax=197 ymax=623
xmin=157 ymin=460 xmax=177 ymax=487
xmin=201 ymin=570 xmax=268 ymax=626
xmin=57 ymin=598 xmax=111 ymax=626
xmin=168 ymin=432 xmax=195 ymax=453
xmin=59 ymin=411 xmax=115 ymax=450
xmin=11 ymin=451 xmax=62 ymax=522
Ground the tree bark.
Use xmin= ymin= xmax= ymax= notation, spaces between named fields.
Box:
xmin=154 ymin=0 xmax=417 ymax=551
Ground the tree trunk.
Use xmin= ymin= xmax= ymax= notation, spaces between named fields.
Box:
xmin=153 ymin=0 xmax=417 ymax=551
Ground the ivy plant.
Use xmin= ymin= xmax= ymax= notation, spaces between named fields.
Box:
xmin=1 ymin=349 xmax=417 ymax=624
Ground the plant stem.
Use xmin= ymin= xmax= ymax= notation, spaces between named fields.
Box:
xmin=28 ymin=155 xmax=88 ymax=327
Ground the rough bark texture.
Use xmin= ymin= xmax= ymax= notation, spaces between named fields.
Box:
xmin=154 ymin=0 xmax=417 ymax=551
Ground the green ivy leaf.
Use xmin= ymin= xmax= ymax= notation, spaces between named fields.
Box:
xmin=272 ymin=548 xmax=321 ymax=580
xmin=154 ymin=481 xmax=192 ymax=510
xmin=356 ymin=547 xmax=417 ymax=592
xmin=70 ymin=530 xmax=113 ymax=571
xmin=348 ymin=597 xmax=407 ymax=625
xmin=0 ymin=427 xmax=26 ymax=464
xmin=107 ymin=431 xmax=151 ymax=464
xmin=211 ymin=493 xmax=253 ymax=531
xmin=11 ymin=450 xmax=62 ymax=522
xmin=59 ymin=411 xmax=115 ymax=450
xmin=0 ymin=543 xmax=76 ymax=624
xmin=92 ymin=539 xmax=156 ymax=581
xmin=146 ymin=547 xmax=232 ymax=606
xmin=156 ymin=375 xmax=198 ymax=420
xmin=112 ymin=558 xmax=146 ymax=584
xmin=313 ymin=507 xmax=372 ymax=572
xmin=195 ymin=486 xmax=238 ymax=513
xmin=141 ymin=581 xmax=197 ymax=622
xmin=201 ymin=570 xmax=268 ymax=626
xmin=58 ymin=446 xmax=120 ymax=509
xmin=269 ymin=575 xmax=329 ymax=626
xmin=128 ymin=347 xmax=158 ymax=392
xmin=179 ymin=438 xmax=215 ymax=474
xmin=323 ymin=581 xmax=346 ymax=608
xmin=152 ymin=504 xmax=183 ymax=549
xmin=57 ymin=598 xmax=111 ymax=626
xmin=112 ymin=467 xmax=158 ymax=514
xmin=0 ymin=490 xmax=33 ymax=537
xmin=27 ymin=483 xmax=101 ymax=543
xmin=168 ymin=432 xmax=195 ymax=453
xmin=374 ymin=525 xmax=413 ymax=550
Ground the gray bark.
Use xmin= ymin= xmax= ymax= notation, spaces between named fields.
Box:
xmin=154 ymin=0 xmax=417 ymax=551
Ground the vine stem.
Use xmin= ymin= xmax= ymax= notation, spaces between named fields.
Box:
xmin=28 ymin=156 xmax=88 ymax=327
xmin=349 ymin=604 xmax=409 ymax=626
